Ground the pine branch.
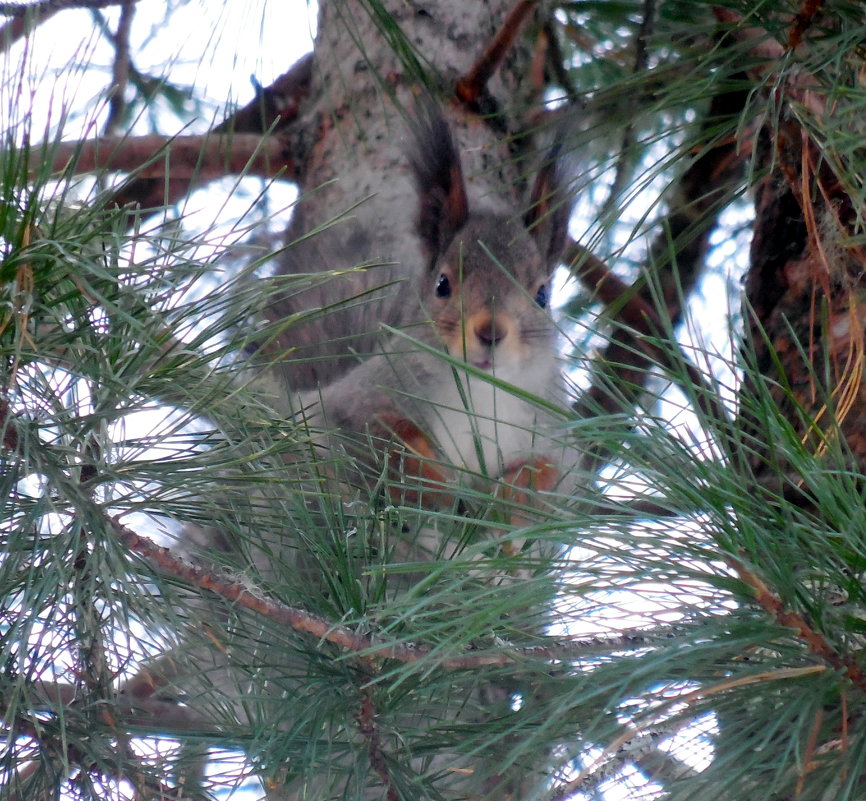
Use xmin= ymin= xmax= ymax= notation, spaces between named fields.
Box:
xmin=573 ymin=75 xmax=748 ymax=447
xmin=356 ymin=688 xmax=399 ymax=801
xmin=569 ymin=239 xmax=732 ymax=434
xmin=548 ymin=665 xmax=828 ymax=801
xmin=729 ymin=557 xmax=866 ymax=695
xmin=27 ymin=681 xmax=224 ymax=735
xmin=107 ymin=513 xmax=706 ymax=670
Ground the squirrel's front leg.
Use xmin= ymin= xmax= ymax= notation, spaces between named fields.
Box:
xmin=495 ymin=457 xmax=561 ymax=554
xmin=374 ymin=412 xmax=454 ymax=506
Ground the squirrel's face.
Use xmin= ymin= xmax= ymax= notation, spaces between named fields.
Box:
xmin=427 ymin=216 xmax=556 ymax=374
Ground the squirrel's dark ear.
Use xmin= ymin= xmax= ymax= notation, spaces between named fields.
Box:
xmin=524 ymin=141 xmax=572 ymax=267
xmin=408 ymin=100 xmax=469 ymax=260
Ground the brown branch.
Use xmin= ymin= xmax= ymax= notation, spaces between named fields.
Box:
xmin=455 ymin=0 xmax=538 ymax=106
xmin=104 ymin=0 xmax=134 ymax=135
xmin=29 ymin=681 xmax=223 ymax=734
xmin=0 ymin=0 xmax=138 ymax=12
xmin=0 ymin=0 xmax=135 ymax=13
xmin=33 ymin=132 xmax=293 ymax=188
xmin=729 ymin=556 xmax=866 ymax=694
xmin=357 ymin=690 xmax=399 ymax=801
xmin=109 ymin=513 xmax=701 ymax=669
xmin=111 ymin=53 xmax=313 ymax=211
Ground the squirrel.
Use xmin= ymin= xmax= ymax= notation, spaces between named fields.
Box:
xmin=292 ymin=103 xmax=580 ymax=507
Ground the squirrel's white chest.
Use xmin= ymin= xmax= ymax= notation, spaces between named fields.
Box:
xmin=425 ymin=366 xmax=556 ymax=478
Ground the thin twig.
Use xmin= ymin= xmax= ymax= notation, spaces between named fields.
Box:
xmin=0 ymin=0 xmax=136 ymax=14
xmin=104 ymin=0 xmax=135 ymax=135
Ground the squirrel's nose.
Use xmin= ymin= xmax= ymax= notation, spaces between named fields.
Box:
xmin=475 ymin=317 xmax=505 ymax=348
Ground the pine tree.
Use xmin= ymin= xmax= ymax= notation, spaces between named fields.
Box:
xmin=3 ymin=2 xmax=866 ymax=800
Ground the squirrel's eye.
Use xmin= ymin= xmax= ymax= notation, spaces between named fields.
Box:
xmin=435 ymin=274 xmax=452 ymax=298
xmin=534 ymin=283 xmax=549 ymax=308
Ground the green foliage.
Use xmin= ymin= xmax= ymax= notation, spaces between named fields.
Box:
xmin=4 ymin=2 xmax=866 ymax=801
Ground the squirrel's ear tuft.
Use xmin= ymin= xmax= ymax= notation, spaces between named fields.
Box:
xmin=524 ymin=139 xmax=572 ymax=268
xmin=408 ymin=99 xmax=469 ymax=261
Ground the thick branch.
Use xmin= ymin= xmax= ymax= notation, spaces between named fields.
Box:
xmin=35 ymin=133 xmax=293 ymax=186
xmin=214 ymin=52 xmax=313 ymax=135
xmin=111 ymin=53 xmax=312 ymax=211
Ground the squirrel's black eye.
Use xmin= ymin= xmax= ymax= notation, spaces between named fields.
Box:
xmin=534 ymin=283 xmax=549 ymax=308
xmin=435 ymin=273 xmax=451 ymax=298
